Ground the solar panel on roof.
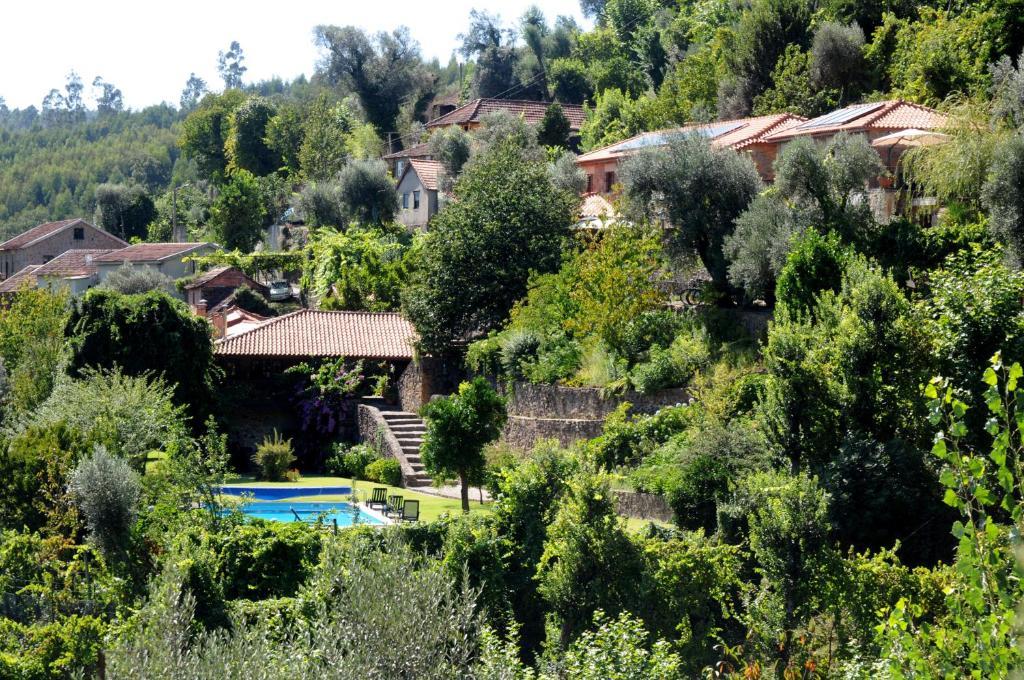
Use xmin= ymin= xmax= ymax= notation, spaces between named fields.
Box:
xmin=694 ymin=120 xmax=746 ymax=139
xmin=801 ymin=102 xmax=885 ymax=129
xmin=614 ymin=132 xmax=670 ymax=152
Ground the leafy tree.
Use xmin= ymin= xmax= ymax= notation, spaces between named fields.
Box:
xmin=981 ymin=132 xmax=1024 ymax=263
xmin=403 ymin=140 xmax=575 ymax=353
xmin=226 ymin=96 xmax=277 ymax=176
xmin=0 ymin=286 xmax=69 ymax=416
xmin=180 ymin=73 xmax=208 ymax=111
xmin=579 ymin=89 xmax=646 ymax=151
xmin=774 ymin=228 xmax=850 ymax=316
xmin=264 ymin=103 xmax=304 ymax=177
xmin=621 ymin=132 xmax=762 ymax=292
xmin=68 ymin=445 xmax=141 ymax=559
xmin=549 ymin=58 xmax=594 ymax=105
xmin=299 ymin=94 xmax=351 ymax=181
xmin=298 ymin=180 xmax=346 ymax=228
xmin=178 ymin=90 xmax=245 ymax=182
xmin=809 ymin=21 xmax=866 ymax=98
xmin=65 ymin=289 xmax=219 ymax=427
xmin=536 ymin=471 xmax=646 ymax=648
xmin=537 ymin=103 xmax=572 ymax=149
xmin=302 ymin=227 xmax=412 ymax=311
xmin=100 ymin=263 xmax=173 ymax=295
xmin=209 ymin=169 xmax=267 ymax=251
xmin=93 ymin=183 xmax=156 ymax=241
xmin=421 ymin=377 xmax=507 ymax=512
xmin=752 ymin=44 xmax=838 ymax=117
xmin=92 ymin=77 xmax=123 ymax=114
xmin=547 ymin=150 xmax=587 ymax=195
xmin=428 ymin=126 xmax=472 ymax=192
xmin=314 ymin=25 xmax=427 ymax=134
xmin=217 ymin=41 xmax=247 ymax=89
xmin=336 ymin=159 xmax=398 ymax=226
xmin=0 ymin=423 xmax=86 ymax=534
xmin=460 ymin=10 xmax=519 ymax=98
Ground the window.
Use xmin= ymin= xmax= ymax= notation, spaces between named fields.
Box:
xmin=413 ymin=190 xmax=421 ymax=210
xmin=605 ymin=171 xmax=616 ymax=192
xmin=586 ymin=174 xmax=593 ymax=193
xmin=73 ymin=227 xmax=85 ymax=240
xmin=402 ymin=193 xmax=409 ymax=209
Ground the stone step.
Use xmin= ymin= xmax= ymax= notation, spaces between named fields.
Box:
xmin=381 ymin=412 xmax=419 ymax=419
xmin=400 ymin=446 xmax=421 ymax=456
xmin=390 ymin=425 xmax=426 ymax=434
xmin=404 ymin=455 xmax=421 ymax=464
xmin=384 ymin=417 xmax=422 ymax=425
xmin=405 ymin=474 xmax=432 ymax=486
xmin=396 ymin=437 xmax=423 ymax=446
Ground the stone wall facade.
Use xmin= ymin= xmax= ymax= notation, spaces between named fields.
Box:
xmin=503 ymin=382 xmax=690 ymax=449
xmin=614 ymin=491 xmax=674 ymax=523
xmin=398 ymin=357 xmax=464 ymax=413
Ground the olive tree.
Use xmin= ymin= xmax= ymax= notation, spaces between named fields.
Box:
xmin=982 ymin=133 xmax=1024 ymax=264
xmin=69 ymin=445 xmax=141 ymax=558
xmin=420 ymin=378 xmax=507 ymax=512
xmin=621 ymin=132 xmax=762 ymax=292
xmin=336 ymin=159 xmax=399 ymax=226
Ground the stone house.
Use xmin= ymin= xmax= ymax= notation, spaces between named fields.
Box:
xmin=92 ymin=242 xmax=217 ymax=289
xmin=574 ymin=112 xmax=806 ymax=195
xmin=0 ymin=218 xmax=127 ymax=280
xmin=425 ymin=98 xmax=585 ymax=136
xmin=396 ymin=159 xmax=442 ymax=230
xmin=184 ymin=265 xmax=267 ymax=313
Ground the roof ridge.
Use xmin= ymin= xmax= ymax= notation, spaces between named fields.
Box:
xmin=862 ymin=99 xmax=903 ymax=127
xmin=215 ymin=307 xmax=308 ymax=346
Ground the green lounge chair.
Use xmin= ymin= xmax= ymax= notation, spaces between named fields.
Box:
xmin=366 ymin=487 xmax=387 ymax=511
xmin=400 ymin=499 xmax=420 ymax=522
xmin=386 ymin=495 xmax=404 ymax=518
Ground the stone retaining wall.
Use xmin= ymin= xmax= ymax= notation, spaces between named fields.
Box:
xmin=614 ymin=491 xmax=674 ymax=523
xmin=502 ymin=382 xmax=690 ymax=449
xmin=357 ymin=404 xmax=417 ymax=484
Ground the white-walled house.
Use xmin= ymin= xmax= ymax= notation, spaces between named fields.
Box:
xmin=92 ymin=242 xmax=217 ymax=284
xmin=396 ymin=159 xmax=441 ymax=230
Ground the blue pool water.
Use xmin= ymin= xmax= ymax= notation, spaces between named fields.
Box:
xmin=234 ymin=501 xmax=384 ymax=526
xmin=220 ymin=485 xmax=352 ymax=501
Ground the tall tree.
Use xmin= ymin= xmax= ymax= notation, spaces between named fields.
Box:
xmin=403 ymin=140 xmax=575 ymax=353
xmin=335 ymin=159 xmax=398 ymax=226
xmin=226 ymin=96 xmax=278 ymax=176
xmin=460 ymin=10 xmax=520 ymax=98
xmin=420 ymin=377 xmax=507 ymax=512
xmin=178 ymin=89 xmax=246 ymax=181
xmin=94 ymin=183 xmax=156 ymax=241
xmin=209 ymin=169 xmax=267 ymax=251
xmin=217 ymin=41 xmax=247 ymax=89
xmin=180 ymin=73 xmax=208 ymax=111
xmin=298 ymin=94 xmax=351 ymax=181
xmin=92 ymin=77 xmax=124 ymax=114
xmin=621 ymin=133 xmax=762 ymax=292
xmin=314 ymin=25 xmax=427 ymax=134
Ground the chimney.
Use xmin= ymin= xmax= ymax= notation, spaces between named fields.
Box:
xmin=210 ymin=310 xmax=226 ymax=339
xmin=194 ymin=298 xmax=208 ymax=318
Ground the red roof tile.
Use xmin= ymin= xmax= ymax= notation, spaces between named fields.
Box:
xmin=34 ymin=249 xmax=113 ymax=278
xmin=406 ymin=159 xmax=443 ymax=192
xmin=93 ymin=242 xmax=212 ymax=263
xmin=762 ymin=100 xmax=946 ymax=142
xmin=383 ymin=142 xmax=433 ymax=160
xmin=576 ymin=113 xmax=805 ymax=165
xmin=0 ymin=218 xmax=127 ymax=252
xmin=426 ymin=99 xmax=586 ymax=130
xmin=0 ymin=265 xmax=41 ymax=293
xmin=214 ymin=309 xmax=417 ymax=360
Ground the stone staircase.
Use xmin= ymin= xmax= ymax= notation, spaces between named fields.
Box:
xmin=358 ymin=398 xmax=432 ymax=488
xmin=379 ymin=410 xmax=431 ymax=487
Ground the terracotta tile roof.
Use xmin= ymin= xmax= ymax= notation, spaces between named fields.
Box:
xmin=426 ymin=98 xmax=586 ymax=131
xmin=762 ymin=100 xmax=946 ymax=142
xmin=0 ymin=218 xmax=127 ymax=251
xmin=576 ymin=113 xmax=805 ymax=165
xmin=93 ymin=242 xmax=212 ymax=263
xmin=34 ymin=249 xmax=113 ymax=278
xmin=0 ymin=265 xmax=41 ymax=293
xmin=215 ymin=309 xmax=417 ymax=360
xmin=406 ymin=159 xmax=443 ymax=192
xmin=383 ymin=142 xmax=432 ymax=160
xmin=184 ymin=265 xmax=233 ymax=289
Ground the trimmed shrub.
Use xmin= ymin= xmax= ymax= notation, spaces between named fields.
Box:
xmin=68 ymin=445 xmax=141 ymax=558
xmin=252 ymin=431 xmax=295 ymax=481
xmin=364 ymin=458 xmax=402 ymax=487
xmin=325 ymin=443 xmax=378 ymax=479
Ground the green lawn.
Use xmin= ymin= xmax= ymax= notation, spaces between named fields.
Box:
xmin=223 ymin=475 xmax=490 ymax=523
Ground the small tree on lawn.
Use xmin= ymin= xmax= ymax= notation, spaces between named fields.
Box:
xmin=420 ymin=377 xmax=507 ymax=512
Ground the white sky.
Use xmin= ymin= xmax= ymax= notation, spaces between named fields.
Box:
xmin=0 ymin=0 xmax=589 ymax=110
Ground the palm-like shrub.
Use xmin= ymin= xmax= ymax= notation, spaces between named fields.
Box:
xmin=252 ymin=430 xmax=295 ymax=481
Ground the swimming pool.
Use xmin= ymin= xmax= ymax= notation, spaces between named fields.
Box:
xmin=234 ymin=501 xmax=385 ymax=526
xmin=219 ymin=485 xmax=353 ymax=501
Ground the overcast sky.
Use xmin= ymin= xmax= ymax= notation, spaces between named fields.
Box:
xmin=0 ymin=0 xmax=590 ymax=110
